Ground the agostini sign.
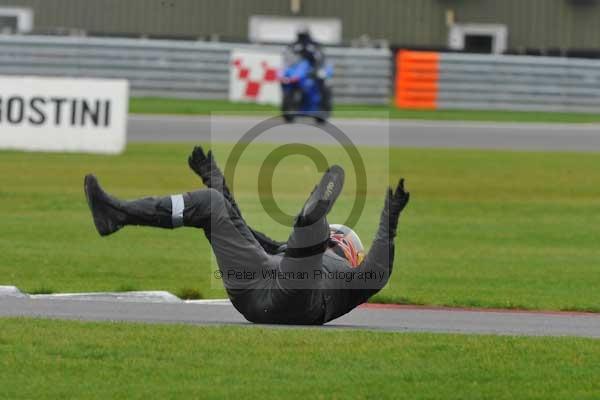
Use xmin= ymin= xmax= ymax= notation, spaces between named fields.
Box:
xmin=0 ymin=76 xmax=129 ymax=154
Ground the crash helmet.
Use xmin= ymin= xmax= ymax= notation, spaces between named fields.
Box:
xmin=296 ymin=27 xmax=312 ymax=44
xmin=328 ymin=224 xmax=365 ymax=268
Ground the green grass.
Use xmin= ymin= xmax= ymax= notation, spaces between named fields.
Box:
xmin=129 ymin=97 xmax=600 ymax=123
xmin=176 ymin=287 xmax=204 ymax=300
xmin=1 ymin=318 xmax=599 ymax=400
xmin=1 ymin=143 xmax=599 ymax=311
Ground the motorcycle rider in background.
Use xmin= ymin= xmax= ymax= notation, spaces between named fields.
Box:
xmin=283 ymin=28 xmax=333 ymax=121
xmin=291 ymin=28 xmax=325 ymax=70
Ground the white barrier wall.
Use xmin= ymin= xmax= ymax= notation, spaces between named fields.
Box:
xmin=0 ymin=76 xmax=129 ymax=154
xmin=0 ymin=35 xmax=392 ymax=105
xmin=437 ymin=53 xmax=600 ymax=113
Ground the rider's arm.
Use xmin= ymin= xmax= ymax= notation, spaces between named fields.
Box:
xmin=352 ymin=180 xmax=410 ymax=301
xmin=188 ymin=146 xmax=286 ymax=254
xmin=321 ymin=180 xmax=409 ymax=323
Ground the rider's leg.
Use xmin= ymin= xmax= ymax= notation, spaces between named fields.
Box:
xmin=277 ymin=165 xmax=344 ymax=292
xmin=84 ymin=175 xmax=272 ymax=291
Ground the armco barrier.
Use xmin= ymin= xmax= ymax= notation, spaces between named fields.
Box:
xmin=396 ymin=51 xmax=600 ymax=113
xmin=0 ymin=35 xmax=391 ymax=105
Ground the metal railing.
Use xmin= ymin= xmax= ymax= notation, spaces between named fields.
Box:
xmin=0 ymin=35 xmax=392 ymax=105
xmin=437 ymin=53 xmax=600 ymax=113
xmin=6 ymin=35 xmax=597 ymax=113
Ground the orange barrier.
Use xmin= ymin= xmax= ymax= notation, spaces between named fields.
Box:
xmin=395 ymin=50 xmax=440 ymax=110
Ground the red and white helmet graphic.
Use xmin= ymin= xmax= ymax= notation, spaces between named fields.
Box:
xmin=329 ymin=224 xmax=365 ymax=268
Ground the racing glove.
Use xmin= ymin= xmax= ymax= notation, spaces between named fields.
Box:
xmin=383 ymin=178 xmax=410 ymax=239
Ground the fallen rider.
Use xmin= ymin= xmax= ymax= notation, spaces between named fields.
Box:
xmin=83 ymin=146 xmax=410 ymax=325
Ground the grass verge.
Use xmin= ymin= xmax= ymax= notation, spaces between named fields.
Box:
xmin=1 ymin=318 xmax=599 ymax=400
xmin=1 ymin=144 xmax=599 ymax=311
xmin=129 ymin=97 xmax=600 ymax=123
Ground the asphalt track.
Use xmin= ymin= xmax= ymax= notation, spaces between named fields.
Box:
xmin=1 ymin=290 xmax=599 ymax=338
xmin=128 ymin=114 xmax=600 ymax=151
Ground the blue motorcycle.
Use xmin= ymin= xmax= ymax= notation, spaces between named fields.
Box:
xmin=280 ymin=50 xmax=333 ymax=123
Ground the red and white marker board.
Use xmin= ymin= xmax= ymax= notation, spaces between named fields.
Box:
xmin=229 ymin=49 xmax=282 ymax=105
